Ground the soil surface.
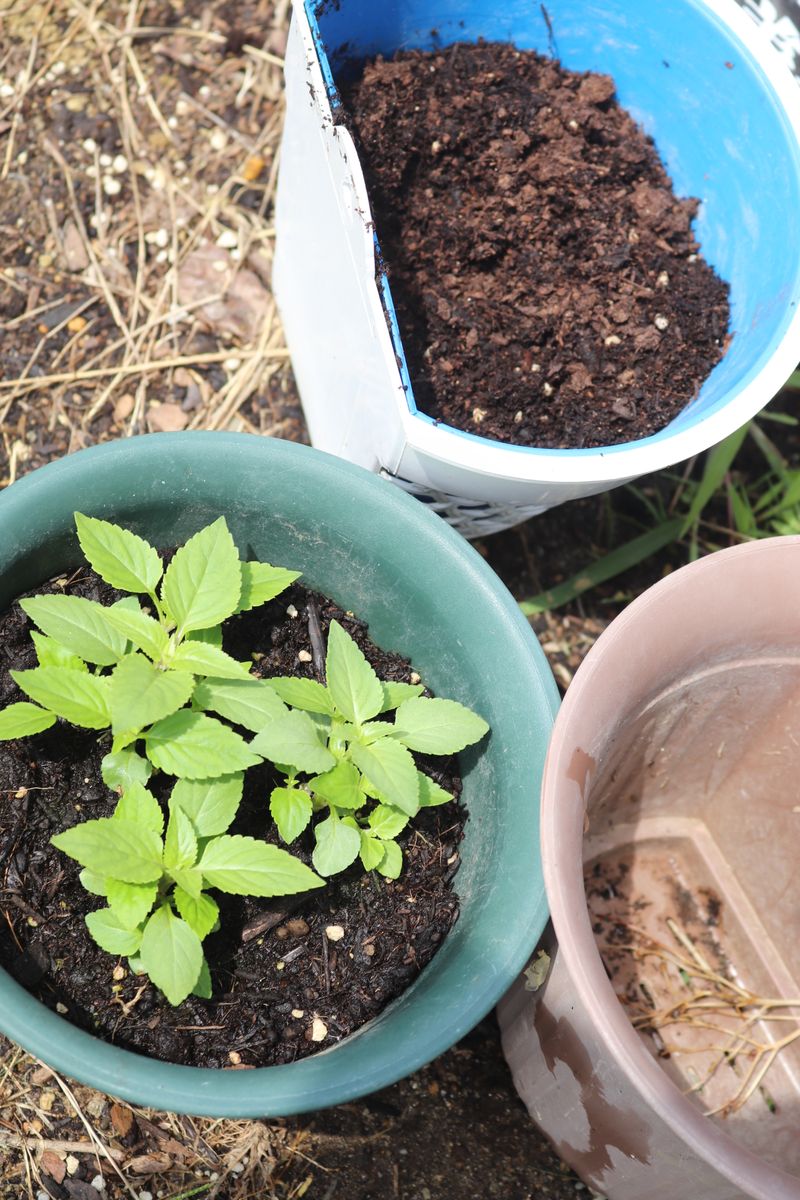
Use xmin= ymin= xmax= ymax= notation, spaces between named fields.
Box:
xmin=343 ymin=41 xmax=731 ymax=449
xmin=0 ymin=572 xmax=464 ymax=1070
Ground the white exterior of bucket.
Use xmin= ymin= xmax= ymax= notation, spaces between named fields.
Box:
xmin=273 ymin=0 xmax=800 ymax=537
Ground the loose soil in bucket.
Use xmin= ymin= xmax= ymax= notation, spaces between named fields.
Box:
xmin=0 ymin=570 xmax=464 ymax=1069
xmin=342 ymin=41 xmax=731 ymax=449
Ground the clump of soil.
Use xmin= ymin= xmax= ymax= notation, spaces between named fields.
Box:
xmin=342 ymin=41 xmax=731 ymax=449
xmin=0 ymin=571 xmax=464 ymax=1068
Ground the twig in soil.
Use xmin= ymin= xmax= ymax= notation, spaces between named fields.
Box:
xmin=0 ymin=1131 xmax=125 ymax=1159
xmin=306 ymin=598 xmax=326 ymax=682
xmin=322 ymin=929 xmax=331 ymax=996
xmin=50 ymin=1071 xmax=140 ymax=1199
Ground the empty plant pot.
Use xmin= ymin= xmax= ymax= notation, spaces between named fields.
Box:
xmin=498 ymin=537 xmax=800 ymax=1200
xmin=273 ymin=0 xmax=800 ymax=537
xmin=0 ymin=433 xmax=558 ymax=1117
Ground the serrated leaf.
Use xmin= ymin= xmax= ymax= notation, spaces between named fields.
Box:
xmin=311 ymin=814 xmax=361 ymax=877
xmin=376 ymin=839 xmax=402 ymax=879
xmin=359 ymin=832 xmax=386 ymax=872
xmin=198 ymin=835 xmax=324 ymax=896
xmin=186 ymin=625 xmax=223 ymax=648
xmin=75 ymin=512 xmax=162 ymax=595
xmin=0 ymin=701 xmax=56 ymax=740
xmin=30 ymin=631 xmax=88 ymax=672
xmin=367 ymin=804 xmax=409 ymax=839
xmin=106 ymin=878 xmax=158 ymax=930
xmin=52 ymin=818 xmax=163 ymax=883
xmin=193 ymin=677 xmax=286 ymax=732
xmin=266 ymin=676 xmax=334 ymax=715
xmin=379 ymin=681 xmax=424 ymax=712
xmin=392 ymin=697 xmax=489 ymax=755
xmin=250 ymin=710 xmax=335 ymax=774
xmin=79 ymin=868 xmax=107 ymax=897
xmin=139 ymin=905 xmax=203 ymax=1006
xmin=270 ymin=785 xmax=313 ymax=843
xmin=20 ymin=594 xmax=128 ymax=665
xmin=169 ymin=866 xmax=203 ymax=898
xmin=174 ymin=888 xmax=219 ymax=940
xmin=161 ymin=517 xmax=241 ymax=634
xmin=325 ymin=620 xmax=383 ymax=725
xmin=104 ymin=605 xmax=169 ymax=660
xmin=145 ymin=711 xmax=262 ymax=778
xmin=358 ymin=721 xmax=394 ymax=743
xmin=308 ymin=760 xmax=362 ymax=810
xmin=101 ymin=749 xmax=153 ymax=793
xmin=170 ymin=641 xmax=251 ymax=680
xmin=170 ymin=774 xmax=243 ymax=837
xmin=85 ymin=907 xmax=144 ymax=956
xmin=236 ymin=561 xmax=300 ymax=612
xmin=109 ymin=654 xmax=194 ymax=735
xmin=114 ymin=782 xmax=165 ymax=835
xmin=417 ymin=771 xmax=455 ymax=808
xmin=350 ymin=739 xmax=419 ymax=816
xmin=12 ymin=667 xmax=110 ymax=730
xmin=192 ymin=956 xmax=212 ymax=998
xmin=164 ymin=804 xmax=198 ymax=870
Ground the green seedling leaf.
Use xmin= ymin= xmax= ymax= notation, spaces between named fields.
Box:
xmin=359 ymin=831 xmax=386 ymax=872
xmin=186 ymin=625 xmax=223 ymax=648
xmin=174 ymin=888 xmax=219 ymax=940
xmin=266 ymin=676 xmax=334 ymax=715
xmin=308 ymin=760 xmax=362 ymax=810
xmin=75 ymin=512 xmax=162 ymax=594
xmin=393 ymin=697 xmax=488 ymax=755
xmin=145 ymin=711 xmax=262 ymax=778
xmin=350 ymin=739 xmax=419 ymax=816
xmin=250 ymin=710 xmax=335 ymax=774
xmin=192 ymin=956 xmax=213 ymax=999
xmin=367 ymin=804 xmax=409 ymax=839
xmin=109 ymin=654 xmax=194 ymax=735
xmin=161 ymin=517 xmax=241 ymax=634
xmin=0 ymin=701 xmax=56 ymax=740
xmin=417 ymin=771 xmax=454 ymax=808
xmin=312 ymin=813 xmax=361 ymax=876
xmin=52 ymin=817 xmax=163 ymax=883
xmin=85 ymin=908 xmax=144 ymax=956
xmin=376 ymin=839 xmax=402 ymax=879
xmin=79 ymin=869 xmax=107 ymax=897
xmin=20 ymin=594 xmax=128 ymax=665
xmin=358 ymin=721 xmax=394 ymax=743
xmin=101 ymin=749 xmax=152 ymax=793
xmin=326 ymin=620 xmax=383 ymax=724
xmin=379 ymin=681 xmax=424 ymax=712
xmin=170 ymin=774 xmax=243 ymax=837
xmin=106 ymin=878 xmax=157 ymax=930
xmin=114 ymin=782 xmax=164 ymax=836
xmin=199 ymin=835 xmax=324 ymax=896
xmin=169 ymin=866 xmax=203 ymax=899
xmin=12 ymin=667 xmax=110 ymax=730
xmin=270 ymin=785 xmax=313 ymax=843
xmin=193 ymin=677 xmax=287 ymax=732
xmin=236 ymin=561 xmax=300 ymax=612
xmin=104 ymin=604 xmax=169 ymax=660
xmin=170 ymin=642 xmax=251 ymax=680
xmin=164 ymin=804 xmax=198 ymax=870
xmin=30 ymin=631 xmax=87 ymax=672
xmin=139 ymin=904 xmax=203 ymax=1006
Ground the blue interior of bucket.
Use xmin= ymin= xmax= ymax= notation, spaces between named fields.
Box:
xmin=306 ymin=0 xmax=800 ymax=455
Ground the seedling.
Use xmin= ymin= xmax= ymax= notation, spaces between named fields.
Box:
xmin=52 ymin=777 xmax=323 ymax=1005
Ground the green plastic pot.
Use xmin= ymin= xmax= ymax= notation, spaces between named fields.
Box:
xmin=0 ymin=433 xmax=558 ymax=1117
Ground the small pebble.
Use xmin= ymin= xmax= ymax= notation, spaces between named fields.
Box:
xmin=286 ymin=604 xmax=298 ymax=618
xmin=81 ymin=137 xmax=96 ymax=153
xmin=410 ymin=672 xmax=421 ymax=685
xmin=604 ymin=334 xmax=622 ymax=347
xmin=513 ymin=410 xmax=523 ymax=423
xmin=228 ymin=1051 xmax=241 ymax=1065
xmin=654 ymin=313 xmax=669 ymax=331
xmin=325 ymin=924 xmax=345 ymax=942
xmin=210 ymin=128 xmax=228 ymax=151
xmin=66 ymin=1155 xmax=80 ymax=1175
xmin=56 ymin=1003 xmax=68 ymax=1014
xmin=291 ymin=1008 xmax=305 ymax=1018
xmin=216 ymin=229 xmax=238 ymax=249
xmin=112 ymin=154 xmax=128 ymax=174
xmin=298 ymin=650 xmax=312 ymax=663
xmin=530 ymin=362 xmax=541 ymax=373
xmin=656 ymin=271 xmax=669 ymax=288
xmin=286 ymin=917 xmax=310 ymax=936
xmin=310 ymin=1017 xmax=328 ymax=1042
xmin=223 ymin=358 xmax=241 ymax=372
xmin=102 ymin=176 xmax=122 ymax=197
xmin=472 ymin=407 xmax=486 ymax=423
xmin=276 ymin=961 xmax=285 ymax=971
xmin=138 ymin=1193 xmax=153 ymax=1200
xmin=542 ymin=382 xmax=554 ymax=397
xmin=567 ymin=118 xmax=579 ymax=132
xmin=91 ymin=1175 xmax=105 ymax=1191
xmin=99 ymin=153 xmax=112 ymax=167
xmin=364 ymin=944 xmax=376 ymax=957
xmin=112 ymin=965 xmax=126 ymax=981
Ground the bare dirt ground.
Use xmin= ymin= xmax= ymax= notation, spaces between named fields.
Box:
xmin=0 ymin=3 xmax=601 ymax=1197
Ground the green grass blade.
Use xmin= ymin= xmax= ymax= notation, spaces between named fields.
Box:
xmin=784 ymin=370 xmax=800 ymax=390
xmin=519 ymin=518 xmax=682 ymax=615
xmin=679 ymin=423 xmax=750 ymax=537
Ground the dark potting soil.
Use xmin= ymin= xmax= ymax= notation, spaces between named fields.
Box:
xmin=342 ymin=41 xmax=731 ymax=449
xmin=0 ymin=570 xmax=464 ymax=1068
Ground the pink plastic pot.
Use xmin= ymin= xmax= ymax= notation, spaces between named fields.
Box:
xmin=499 ymin=538 xmax=800 ymax=1200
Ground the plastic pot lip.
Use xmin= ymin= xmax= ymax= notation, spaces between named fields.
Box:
xmin=540 ymin=537 xmax=800 ymax=1199
xmin=300 ymin=0 xmax=800 ymax=486
xmin=0 ymin=431 xmax=559 ymax=1117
